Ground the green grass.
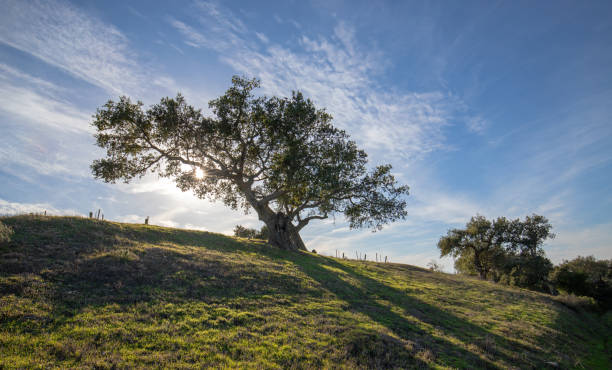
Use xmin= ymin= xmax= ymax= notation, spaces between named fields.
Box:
xmin=0 ymin=215 xmax=610 ymax=369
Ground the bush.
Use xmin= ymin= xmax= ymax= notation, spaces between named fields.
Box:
xmin=427 ymin=260 xmax=444 ymax=272
xmin=550 ymin=256 xmax=612 ymax=310
xmin=0 ymin=221 xmax=13 ymax=244
xmin=553 ymin=294 xmax=597 ymax=312
xmin=498 ymin=254 xmax=554 ymax=293
xmin=233 ymin=225 xmax=269 ymax=240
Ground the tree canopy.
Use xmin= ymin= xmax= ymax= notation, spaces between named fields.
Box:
xmin=91 ymin=76 xmax=409 ymax=250
xmin=438 ymin=214 xmax=555 ymax=291
xmin=551 ymin=256 xmax=612 ymax=309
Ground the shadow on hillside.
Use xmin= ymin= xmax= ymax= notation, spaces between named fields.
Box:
xmin=289 ymin=254 xmax=541 ymax=369
xmin=0 ymin=216 xmax=557 ymax=368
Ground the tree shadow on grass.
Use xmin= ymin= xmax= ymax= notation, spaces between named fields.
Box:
xmin=0 ymin=216 xmax=549 ymax=368
xmin=286 ymin=253 xmax=545 ymax=369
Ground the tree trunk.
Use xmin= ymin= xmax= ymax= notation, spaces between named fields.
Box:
xmin=262 ymin=212 xmax=306 ymax=250
xmin=473 ymin=251 xmax=487 ymax=279
xmin=237 ymin=182 xmax=306 ymax=251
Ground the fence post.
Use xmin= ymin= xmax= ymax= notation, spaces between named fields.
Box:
xmin=145 ymin=216 xmax=149 ymax=225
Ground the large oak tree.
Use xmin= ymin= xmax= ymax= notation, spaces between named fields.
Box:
xmin=91 ymin=77 xmax=409 ymax=250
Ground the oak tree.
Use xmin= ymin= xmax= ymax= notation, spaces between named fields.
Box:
xmin=91 ymin=77 xmax=409 ymax=250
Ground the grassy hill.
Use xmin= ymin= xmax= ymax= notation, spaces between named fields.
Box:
xmin=0 ymin=215 xmax=610 ymax=369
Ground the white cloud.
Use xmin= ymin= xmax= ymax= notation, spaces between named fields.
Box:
xmin=0 ymin=81 xmax=91 ymax=133
xmin=0 ymin=199 xmax=80 ymax=216
xmin=0 ymin=64 xmax=97 ymax=179
xmin=0 ymin=0 xmax=146 ymax=96
xmin=170 ymin=4 xmax=455 ymax=163
xmin=0 ymin=63 xmax=62 ymax=92
xmin=255 ymin=32 xmax=269 ymax=44
xmin=170 ymin=19 xmax=209 ymax=49
xmin=547 ymin=223 xmax=612 ymax=263
xmin=466 ymin=115 xmax=487 ymax=133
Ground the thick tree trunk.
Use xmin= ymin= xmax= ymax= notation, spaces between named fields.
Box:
xmin=237 ymin=181 xmax=306 ymax=251
xmin=262 ymin=212 xmax=306 ymax=251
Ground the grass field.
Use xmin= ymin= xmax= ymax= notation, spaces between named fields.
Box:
xmin=0 ymin=215 xmax=610 ymax=368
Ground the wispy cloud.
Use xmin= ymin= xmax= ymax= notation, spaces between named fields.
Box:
xmin=170 ymin=5 xmax=454 ymax=162
xmin=0 ymin=198 xmax=80 ymax=216
xmin=548 ymin=223 xmax=612 ymax=262
xmin=0 ymin=0 xmax=145 ymax=96
xmin=0 ymin=64 xmax=96 ymax=181
xmin=466 ymin=115 xmax=487 ymax=133
xmin=0 ymin=77 xmax=90 ymax=133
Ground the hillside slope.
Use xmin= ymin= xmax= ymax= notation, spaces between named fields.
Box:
xmin=0 ymin=215 xmax=610 ymax=369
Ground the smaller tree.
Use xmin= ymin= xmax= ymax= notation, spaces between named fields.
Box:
xmin=427 ymin=260 xmax=444 ymax=272
xmin=438 ymin=215 xmax=509 ymax=279
xmin=233 ymin=224 xmax=269 ymax=240
xmin=233 ymin=225 xmax=257 ymax=239
xmin=438 ymin=214 xmax=555 ymax=290
xmin=499 ymin=254 xmax=553 ymax=292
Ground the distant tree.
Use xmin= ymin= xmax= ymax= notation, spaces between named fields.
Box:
xmin=438 ymin=214 xmax=555 ymax=291
xmin=233 ymin=224 xmax=269 ymax=240
xmin=507 ymin=214 xmax=555 ymax=257
xmin=233 ymin=225 xmax=257 ymax=239
xmin=437 ymin=215 xmax=509 ymax=279
xmin=256 ymin=225 xmax=269 ymax=240
xmin=427 ymin=260 xmax=444 ymax=272
xmin=91 ymin=76 xmax=409 ymax=250
xmin=550 ymin=256 xmax=612 ymax=309
xmin=498 ymin=254 xmax=553 ymax=292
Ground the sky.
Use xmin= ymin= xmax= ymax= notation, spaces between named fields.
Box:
xmin=1 ymin=0 xmax=611 ymax=271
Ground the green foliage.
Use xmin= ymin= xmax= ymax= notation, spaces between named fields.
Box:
xmin=550 ymin=256 xmax=612 ymax=309
xmin=438 ymin=214 xmax=554 ymax=292
xmin=0 ymin=221 xmax=13 ymax=244
xmin=233 ymin=224 xmax=268 ymax=240
xmin=91 ymin=76 xmax=409 ymax=250
xmin=497 ymin=254 xmax=553 ymax=293
xmin=0 ymin=215 xmax=609 ymax=368
xmin=438 ymin=215 xmax=510 ymax=280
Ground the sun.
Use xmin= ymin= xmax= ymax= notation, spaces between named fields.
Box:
xmin=194 ymin=167 xmax=206 ymax=179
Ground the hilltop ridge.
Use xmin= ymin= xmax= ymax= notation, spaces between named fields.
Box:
xmin=0 ymin=215 xmax=610 ymax=368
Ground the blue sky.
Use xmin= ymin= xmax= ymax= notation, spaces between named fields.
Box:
xmin=1 ymin=0 xmax=611 ymax=270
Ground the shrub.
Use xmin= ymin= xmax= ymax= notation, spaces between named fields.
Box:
xmin=550 ymin=256 xmax=612 ymax=310
xmin=0 ymin=221 xmax=13 ymax=244
xmin=552 ymin=294 xmax=597 ymax=312
xmin=427 ymin=260 xmax=444 ymax=272
xmin=233 ymin=225 xmax=270 ymax=240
